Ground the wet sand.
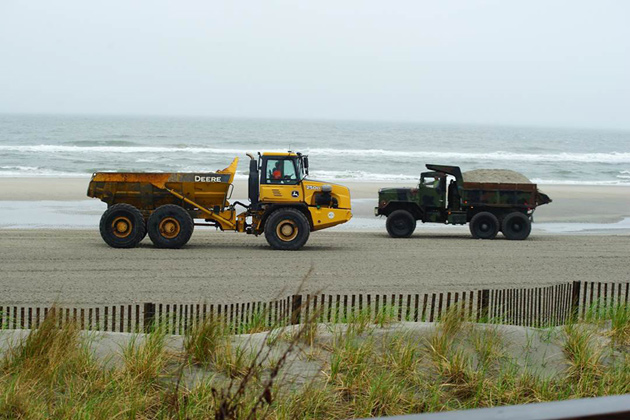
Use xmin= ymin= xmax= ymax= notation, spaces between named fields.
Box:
xmin=1 ymin=177 xmax=630 ymax=222
xmin=0 ymin=229 xmax=628 ymax=305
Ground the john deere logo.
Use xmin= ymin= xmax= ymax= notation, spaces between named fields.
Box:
xmin=194 ymin=175 xmax=222 ymax=183
xmin=291 ymin=191 xmax=299 ymax=198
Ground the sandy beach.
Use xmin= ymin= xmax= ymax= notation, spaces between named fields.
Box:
xmin=1 ymin=177 xmax=629 ymax=306
xmin=1 ymin=229 xmax=629 ymax=305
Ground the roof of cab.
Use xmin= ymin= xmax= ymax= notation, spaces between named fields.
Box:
xmin=261 ymin=152 xmax=298 ymax=157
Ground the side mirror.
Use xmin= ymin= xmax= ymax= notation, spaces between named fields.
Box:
xmin=303 ymin=157 xmax=309 ymax=175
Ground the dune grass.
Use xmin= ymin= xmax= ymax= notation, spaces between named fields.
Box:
xmin=0 ymin=303 xmax=629 ymax=419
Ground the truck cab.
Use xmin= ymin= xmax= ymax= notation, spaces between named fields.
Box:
xmin=248 ymin=152 xmax=352 ymax=243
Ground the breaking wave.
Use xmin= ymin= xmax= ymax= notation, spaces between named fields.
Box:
xmin=2 ymin=144 xmax=630 ymax=164
xmin=0 ymin=166 xmax=89 ymax=177
xmin=2 ymin=166 xmax=630 ymax=185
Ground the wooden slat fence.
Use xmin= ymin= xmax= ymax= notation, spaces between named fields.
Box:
xmin=0 ymin=304 xmax=145 ymax=333
xmin=1 ymin=281 xmax=628 ymax=334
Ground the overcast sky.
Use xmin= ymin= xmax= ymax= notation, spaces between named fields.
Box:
xmin=1 ymin=0 xmax=629 ymax=129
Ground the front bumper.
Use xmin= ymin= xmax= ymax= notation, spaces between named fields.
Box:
xmin=309 ymin=207 xmax=353 ymax=231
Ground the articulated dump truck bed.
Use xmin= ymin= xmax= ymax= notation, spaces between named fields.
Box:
xmin=87 ymin=158 xmax=239 ymax=217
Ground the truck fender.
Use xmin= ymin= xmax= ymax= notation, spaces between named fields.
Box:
xmin=380 ymin=201 xmax=423 ymax=219
xmin=259 ymin=204 xmax=314 ymax=232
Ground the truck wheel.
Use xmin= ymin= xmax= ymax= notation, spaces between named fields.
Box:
xmin=147 ymin=205 xmax=194 ymax=249
xmin=502 ymin=212 xmax=531 ymax=240
xmin=469 ymin=212 xmax=499 ymax=239
xmin=99 ymin=203 xmax=146 ymax=248
xmin=386 ymin=210 xmax=416 ymax=238
xmin=264 ymin=208 xmax=310 ymax=250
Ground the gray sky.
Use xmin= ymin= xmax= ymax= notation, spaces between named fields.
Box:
xmin=1 ymin=0 xmax=629 ymax=129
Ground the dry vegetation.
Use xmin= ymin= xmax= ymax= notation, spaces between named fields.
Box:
xmin=0 ymin=302 xmax=629 ymax=419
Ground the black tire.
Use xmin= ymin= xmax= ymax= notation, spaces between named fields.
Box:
xmin=502 ymin=212 xmax=531 ymax=240
xmin=264 ymin=208 xmax=310 ymax=250
xmin=386 ymin=210 xmax=417 ymax=238
xmin=140 ymin=219 xmax=148 ymax=241
xmin=147 ymin=205 xmax=194 ymax=249
xmin=469 ymin=212 xmax=499 ymax=239
xmin=99 ymin=203 xmax=146 ymax=248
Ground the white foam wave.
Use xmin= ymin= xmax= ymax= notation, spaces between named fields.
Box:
xmin=0 ymin=144 xmax=249 ymax=155
xmin=1 ymin=168 xmax=628 ymax=185
xmin=2 ymin=144 xmax=630 ymax=163
xmin=530 ymin=178 xmax=630 ymax=186
xmin=2 ymin=165 xmax=629 ymax=185
xmin=0 ymin=166 xmax=89 ymax=178
xmin=305 ymin=148 xmax=630 ymax=164
xmin=307 ymin=170 xmax=418 ymax=182
xmin=1 ymin=165 xmax=41 ymax=171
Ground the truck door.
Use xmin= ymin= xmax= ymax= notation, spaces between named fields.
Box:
xmin=419 ymin=172 xmax=446 ymax=210
xmin=259 ymin=157 xmax=303 ymax=203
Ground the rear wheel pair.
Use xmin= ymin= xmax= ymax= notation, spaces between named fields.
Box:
xmin=470 ymin=211 xmax=531 ymax=240
xmin=100 ymin=204 xmax=194 ymax=248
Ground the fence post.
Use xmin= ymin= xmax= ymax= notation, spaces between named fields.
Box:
xmin=571 ymin=281 xmax=581 ymax=322
xmin=480 ymin=289 xmax=490 ymax=322
xmin=143 ymin=303 xmax=156 ymax=332
xmin=291 ymin=295 xmax=302 ymax=325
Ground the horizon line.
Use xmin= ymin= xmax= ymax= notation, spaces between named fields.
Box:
xmin=1 ymin=111 xmax=629 ymax=134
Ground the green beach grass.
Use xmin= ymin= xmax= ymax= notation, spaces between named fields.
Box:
xmin=0 ymin=303 xmax=629 ymax=419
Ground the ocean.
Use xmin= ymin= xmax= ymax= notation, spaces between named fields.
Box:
xmin=1 ymin=114 xmax=629 ymax=185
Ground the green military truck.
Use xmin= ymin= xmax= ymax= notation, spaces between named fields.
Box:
xmin=375 ymin=164 xmax=552 ymax=240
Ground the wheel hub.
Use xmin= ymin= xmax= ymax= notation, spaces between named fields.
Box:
xmin=159 ymin=217 xmax=181 ymax=239
xmin=276 ymin=220 xmax=298 ymax=242
xmin=112 ymin=216 xmax=132 ymax=238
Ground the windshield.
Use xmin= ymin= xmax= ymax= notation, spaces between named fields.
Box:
xmin=265 ymin=158 xmax=301 ymax=184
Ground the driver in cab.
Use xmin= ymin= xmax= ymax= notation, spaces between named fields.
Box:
xmin=272 ymin=161 xmax=283 ymax=181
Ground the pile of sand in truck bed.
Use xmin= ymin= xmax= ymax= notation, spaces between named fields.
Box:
xmin=462 ymin=169 xmax=531 ymax=184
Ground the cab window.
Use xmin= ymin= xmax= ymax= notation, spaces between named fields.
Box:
xmin=421 ymin=174 xmax=446 ymax=192
xmin=421 ymin=175 xmax=438 ymax=188
xmin=264 ymin=159 xmax=299 ymax=184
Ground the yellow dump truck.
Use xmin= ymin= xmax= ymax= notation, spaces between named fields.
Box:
xmin=87 ymin=152 xmax=352 ymax=250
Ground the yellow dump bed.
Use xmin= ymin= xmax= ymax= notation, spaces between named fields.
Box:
xmin=87 ymin=158 xmax=239 ymax=212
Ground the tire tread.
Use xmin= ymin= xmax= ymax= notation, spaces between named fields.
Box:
xmin=386 ymin=210 xmax=417 ymax=238
xmin=99 ymin=203 xmax=146 ymax=248
xmin=469 ymin=211 xmax=499 ymax=239
xmin=264 ymin=208 xmax=310 ymax=250
xmin=147 ymin=204 xmax=194 ymax=249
